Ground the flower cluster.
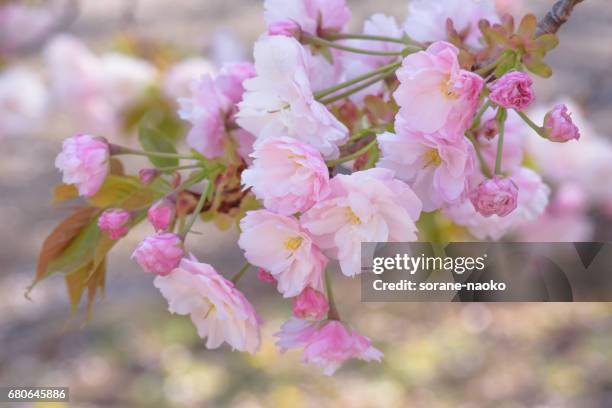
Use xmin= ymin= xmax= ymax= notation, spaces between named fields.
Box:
xmin=41 ymin=0 xmax=587 ymax=376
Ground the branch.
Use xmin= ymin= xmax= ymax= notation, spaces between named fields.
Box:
xmin=536 ymin=0 xmax=586 ymax=37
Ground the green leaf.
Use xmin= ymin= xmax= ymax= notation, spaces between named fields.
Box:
xmin=138 ymin=122 xmax=179 ymax=168
xmin=494 ymin=51 xmax=518 ymax=77
xmin=523 ymin=55 xmax=553 ymax=78
xmin=87 ymin=175 xmax=142 ymax=208
xmin=533 ymin=33 xmax=559 ymax=52
xmin=518 ymin=14 xmax=537 ymax=38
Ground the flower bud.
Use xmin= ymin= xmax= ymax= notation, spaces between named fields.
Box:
xmin=138 ymin=168 xmax=160 ymax=185
xmin=292 ymin=287 xmax=329 ymax=320
xmin=543 ymin=104 xmax=580 ymax=143
xmin=147 ymin=198 xmax=176 ymax=231
xmin=489 ymin=71 xmax=534 ymax=111
xmin=470 ymin=176 xmax=518 ymax=218
xmin=55 ymin=134 xmax=109 ymax=197
xmin=98 ymin=208 xmax=131 ymax=240
xmin=131 ymin=233 xmax=184 ymax=276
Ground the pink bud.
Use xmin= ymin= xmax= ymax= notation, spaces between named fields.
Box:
xmin=55 ymin=134 xmax=109 ymax=197
xmin=292 ymin=287 xmax=329 ymax=320
xmin=470 ymin=176 xmax=518 ymax=218
xmin=147 ymin=198 xmax=176 ymax=231
xmin=543 ymin=104 xmax=580 ymax=143
xmin=97 ymin=208 xmax=131 ymax=240
xmin=268 ymin=20 xmax=301 ymax=38
xmin=138 ymin=168 xmax=159 ymax=185
xmin=257 ymin=268 xmax=276 ymax=284
xmin=131 ymin=233 xmax=184 ymax=276
xmin=489 ymin=71 xmax=534 ymax=111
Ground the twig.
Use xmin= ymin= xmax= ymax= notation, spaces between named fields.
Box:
xmin=536 ymin=0 xmax=586 ymax=37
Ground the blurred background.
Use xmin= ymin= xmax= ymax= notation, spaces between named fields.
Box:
xmin=1 ymin=0 xmax=611 ymax=407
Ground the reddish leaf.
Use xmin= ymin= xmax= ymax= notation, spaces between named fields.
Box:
xmin=86 ymin=259 xmax=106 ymax=319
xmin=31 ymin=207 xmax=98 ymax=292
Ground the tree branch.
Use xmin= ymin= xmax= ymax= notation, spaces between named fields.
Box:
xmin=536 ymin=0 xmax=586 ymax=37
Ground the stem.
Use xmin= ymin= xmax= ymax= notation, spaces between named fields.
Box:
xmin=470 ymin=100 xmax=492 ymax=129
xmin=326 ymin=139 xmax=378 ymax=167
xmin=304 ymin=35 xmax=406 ymax=57
xmin=179 ymin=180 xmax=212 ymax=239
xmin=111 ymin=145 xmax=195 ymax=160
xmin=536 ymin=0 xmax=585 ymax=37
xmin=466 ymin=132 xmax=493 ymax=178
xmin=231 ymin=262 xmax=251 ymax=284
xmin=155 ymin=164 xmax=205 ymax=172
xmin=314 ymin=61 xmax=401 ymax=100
xmin=346 ymin=128 xmax=378 ymax=144
xmin=323 ymin=32 xmax=410 ymax=45
xmin=475 ymin=59 xmax=501 ymax=77
xmin=515 ymin=110 xmax=546 ymax=137
xmin=320 ymin=70 xmax=397 ymax=105
xmin=495 ymin=108 xmax=507 ymax=175
xmin=325 ymin=269 xmax=340 ymax=321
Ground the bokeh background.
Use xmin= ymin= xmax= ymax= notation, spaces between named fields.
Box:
xmin=1 ymin=0 xmax=612 ymax=407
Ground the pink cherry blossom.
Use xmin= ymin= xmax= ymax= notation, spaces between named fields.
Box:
xmin=469 ymin=176 xmax=518 ymax=217
xmin=147 ymin=198 xmax=176 ymax=232
xmin=238 ymin=210 xmax=327 ymax=297
xmin=264 ymin=0 xmax=350 ymax=36
xmin=293 ymin=287 xmax=329 ymax=320
xmin=543 ymin=104 xmax=580 ymax=143
xmin=0 ymin=67 xmax=47 ymax=138
xmin=489 ymin=71 xmax=535 ymax=110
xmin=341 ymin=14 xmax=404 ymax=105
xmin=394 ymin=41 xmax=484 ymax=134
xmin=154 ymin=257 xmax=261 ymax=353
xmin=301 ymin=168 xmax=422 ymax=277
xmin=55 ymin=134 xmax=109 ymax=197
xmin=257 ymin=268 xmax=277 ymax=284
xmin=131 ymin=233 xmax=184 ymax=276
xmin=233 ymin=128 xmax=257 ymax=165
xmin=444 ymin=167 xmax=550 ymax=240
xmin=215 ymin=62 xmax=257 ymax=104
xmin=275 ymin=318 xmax=383 ymax=376
xmin=178 ymin=75 xmax=231 ymax=159
xmin=236 ymin=36 xmax=348 ymax=159
xmin=403 ymin=0 xmax=499 ymax=48
xmin=242 ymin=136 xmax=330 ymax=215
xmin=98 ymin=209 xmax=131 ymax=240
xmin=377 ymin=126 xmax=475 ymax=212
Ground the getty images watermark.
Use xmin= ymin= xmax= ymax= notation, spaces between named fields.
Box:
xmin=371 ymin=252 xmax=507 ymax=293
xmin=361 ymin=242 xmax=612 ymax=302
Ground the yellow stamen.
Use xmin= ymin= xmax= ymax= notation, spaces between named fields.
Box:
xmin=345 ymin=207 xmax=362 ymax=225
xmin=440 ymin=77 xmax=460 ymax=100
xmin=285 ymin=236 xmax=303 ymax=251
xmin=423 ymin=149 xmax=442 ymax=168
